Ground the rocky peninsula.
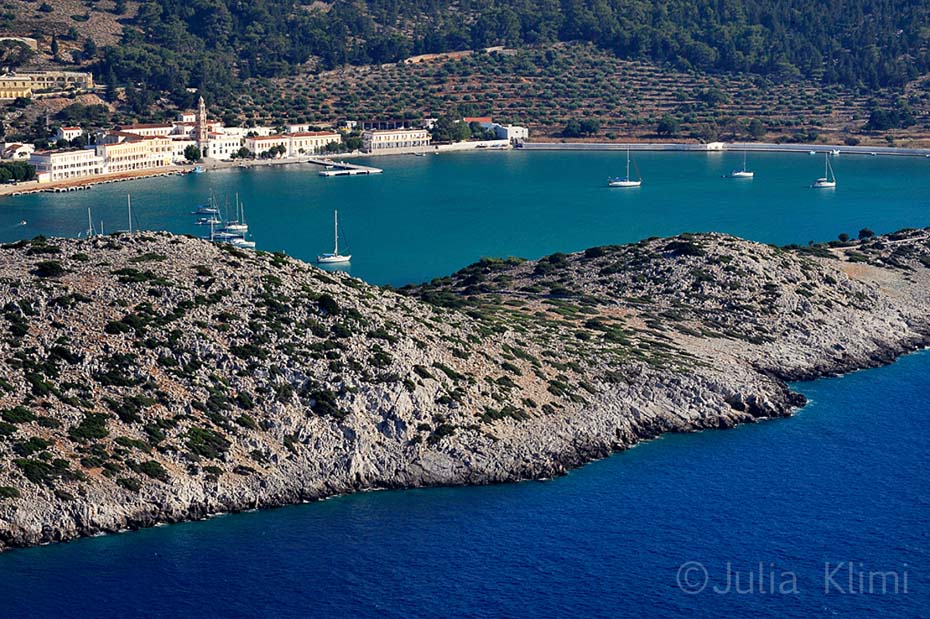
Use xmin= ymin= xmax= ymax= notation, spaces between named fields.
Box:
xmin=0 ymin=228 xmax=928 ymax=551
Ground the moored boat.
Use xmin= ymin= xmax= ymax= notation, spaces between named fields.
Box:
xmin=811 ymin=154 xmax=837 ymax=188
xmin=608 ymin=148 xmax=642 ymax=188
xmin=727 ymin=151 xmax=754 ymax=178
xmin=317 ymin=210 xmax=351 ymax=264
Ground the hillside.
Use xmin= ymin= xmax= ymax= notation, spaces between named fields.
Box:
xmin=1 ymin=0 xmax=134 ymax=58
xmin=0 ymin=229 xmax=929 ymax=550
xmin=245 ymin=43 xmax=930 ymax=144
xmin=99 ymin=0 xmax=930 ymax=94
xmin=6 ymin=2 xmax=930 ymax=144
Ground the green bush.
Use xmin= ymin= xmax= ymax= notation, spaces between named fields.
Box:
xmin=33 ymin=261 xmax=66 ymax=278
xmin=317 ymin=294 xmax=340 ymax=315
xmin=307 ymin=389 xmax=345 ymax=419
xmin=0 ymin=486 xmax=20 ymax=499
xmin=140 ymin=460 xmax=169 ymax=481
xmin=186 ymin=426 xmax=231 ymax=459
xmin=68 ymin=413 xmax=110 ymax=441
xmin=235 ymin=413 xmax=258 ymax=430
xmin=13 ymin=437 xmax=52 ymax=456
xmin=330 ymin=323 xmax=352 ymax=338
xmin=2 ymin=406 xmax=36 ymax=424
xmin=116 ymin=477 xmax=142 ymax=492
xmin=14 ymin=457 xmax=76 ymax=486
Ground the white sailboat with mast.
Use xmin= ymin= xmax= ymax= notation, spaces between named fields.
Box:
xmin=728 ymin=151 xmax=754 ymax=178
xmin=608 ymin=148 xmax=642 ymax=187
xmin=811 ymin=154 xmax=836 ymax=188
xmin=117 ymin=194 xmax=134 ymax=233
xmin=222 ymin=193 xmax=248 ymax=233
xmin=81 ymin=207 xmax=95 ymax=238
xmin=317 ymin=210 xmax=351 ymax=264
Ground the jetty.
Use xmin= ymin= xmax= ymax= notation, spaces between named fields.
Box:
xmin=309 ymin=158 xmax=383 ymax=176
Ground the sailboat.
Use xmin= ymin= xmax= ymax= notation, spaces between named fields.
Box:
xmin=317 ymin=210 xmax=351 ymax=264
xmin=117 ymin=194 xmax=134 ymax=233
xmin=811 ymin=154 xmax=836 ymax=188
xmin=221 ymin=194 xmax=248 ymax=233
xmin=193 ymin=190 xmax=219 ymax=215
xmin=608 ymin=148 xmax=642 ymax=187
xmin=728 ymin=151 xmax=754 ymax=178
xmin=80 ymin=207 xmax=95 ymax=238
xmin=193 ymin=203 xmax=218 ymax=215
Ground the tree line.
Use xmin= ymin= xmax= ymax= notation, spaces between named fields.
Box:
xmin=95 ymin=0 xmax=930 ymax=109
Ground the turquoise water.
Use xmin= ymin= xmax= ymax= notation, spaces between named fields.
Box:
xmin=0 ymin=151 xmax=928 ymax=617
xmin=1 ymin=150 xmax=928 ymax=285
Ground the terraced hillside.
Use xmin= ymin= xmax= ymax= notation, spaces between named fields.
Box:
xmin=238 ymin=44 xmax=930 ymax=144
xmin=0 ymin=0 xmax=134 ymax=56
xmin=0 ymin=229 xmax=929 ymax=550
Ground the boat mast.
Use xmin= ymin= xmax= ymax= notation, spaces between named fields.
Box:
xmin=127 ymin=194 xmax=132 ymax=234
xmin=334 ymin=210 xmax=339 ymax=256
xmin=86 ymin=207 xmax=94 ymax=238
xmin=626 ymin=148 xmax=631 ymax=181
xmin=743 ymin=150 xmax=748 ymax=172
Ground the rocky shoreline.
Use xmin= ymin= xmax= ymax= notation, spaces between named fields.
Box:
xmin=0 ymin=228 xmax=928 ymax=551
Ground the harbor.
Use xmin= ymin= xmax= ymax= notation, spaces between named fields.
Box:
xmin=3 ymin=149 xmax=929 ymax=287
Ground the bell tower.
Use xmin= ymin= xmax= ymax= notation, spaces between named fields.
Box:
xmin=196 ymin=96 xmax=209 ymax=156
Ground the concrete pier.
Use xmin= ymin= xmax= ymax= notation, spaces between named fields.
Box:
xmin=309 ymin=158 xmax=383 ymax=176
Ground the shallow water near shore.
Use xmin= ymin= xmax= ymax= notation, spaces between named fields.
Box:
xmin=1 ymin=150 xmax=929 ymax=286
xmin=0 ymin=150 xmax=928 ymax=617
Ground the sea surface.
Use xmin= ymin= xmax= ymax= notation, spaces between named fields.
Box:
xmin=2 ymin=150 xmax=929 ymax=285
xmin=0 ymin=151 xmax=927 ymax=618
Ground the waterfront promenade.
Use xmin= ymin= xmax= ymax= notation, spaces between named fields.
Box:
xmin=521 ymin=141 xmax=930 ymax=157
xmin=0 ymin=166 xmax=193 ymax=197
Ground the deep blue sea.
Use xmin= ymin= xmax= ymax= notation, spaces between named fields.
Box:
xmin=0 ymin=151 xmax=927 ymax=618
